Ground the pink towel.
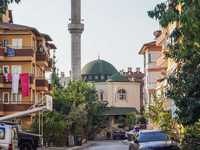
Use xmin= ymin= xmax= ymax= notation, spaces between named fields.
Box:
xmin=20 ymin=73 xmax=29 ymax=96
xmin=8 ymin=73 xmax=12 ymax=80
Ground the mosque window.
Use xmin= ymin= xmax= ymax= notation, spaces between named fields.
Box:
xmin=101 ymin=75 xmax=104 ymax=80
xmin=84 ymin=76 xmax=87 ymax=80
xmin=95 ymin=75 xmax=99 ymax=80
xmin=117 ymin=89 xmax=126 ymax=100
xmin=89 ymin=75 xmax=92 ymax=80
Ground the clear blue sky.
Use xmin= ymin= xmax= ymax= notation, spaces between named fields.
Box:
xmin=9 ymin=0 xmax=164 ymax=77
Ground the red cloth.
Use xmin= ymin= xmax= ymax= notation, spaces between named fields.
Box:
xmin=20 ymin=73 xmax=29 ymax=96
xmin=8 ymin=73 xmax=12 ymax=80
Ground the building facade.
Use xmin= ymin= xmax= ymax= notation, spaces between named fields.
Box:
xmin=0 ymin=10 xmax=56 ymax=128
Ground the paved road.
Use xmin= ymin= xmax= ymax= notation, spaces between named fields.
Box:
xmin=82 ymin=140 xmax=129 ymax=150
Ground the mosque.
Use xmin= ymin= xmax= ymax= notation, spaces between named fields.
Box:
xmin=60 ymin=58 xmax=143 ymax=130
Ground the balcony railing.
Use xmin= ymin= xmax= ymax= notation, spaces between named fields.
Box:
xmin=0 ymin=46 xmax=34 ymax=57
xmin=0 ymin=74 xmax=33 ymax=84
xmin=36 ymin=78 xmax=48 ymax=87
xmin=0 ymin=101 xmax=34 ymax=104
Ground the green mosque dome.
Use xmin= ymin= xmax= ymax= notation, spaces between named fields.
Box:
xmin=81 ymin=59 xmax=118 ymax=82
xmin=106 ymin=73 xmax=129 ymax=82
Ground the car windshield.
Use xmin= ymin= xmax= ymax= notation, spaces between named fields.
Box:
xmin=139 ymin=132 xmax=167 ymax=142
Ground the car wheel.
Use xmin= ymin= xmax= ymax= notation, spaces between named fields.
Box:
xmin=20 ymin=142 xmax=33 ymax=150
xmin=116 ymin=136 xmax=121 ymax=140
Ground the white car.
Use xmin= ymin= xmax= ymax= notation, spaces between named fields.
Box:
xmin=0 ymin=123 xmax=18 ymax=150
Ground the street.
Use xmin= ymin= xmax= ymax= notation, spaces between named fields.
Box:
xmin=82 ymin=140 xmax=129 ymax=150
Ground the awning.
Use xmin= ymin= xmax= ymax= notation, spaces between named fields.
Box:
xmin=104 ymin=107 xmax=139 ymax=115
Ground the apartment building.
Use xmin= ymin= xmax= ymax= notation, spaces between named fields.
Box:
xmin=138 ymin=40 xmax=162 ymax=107
xmin=0 ymin=10 xmax=56 ymax=128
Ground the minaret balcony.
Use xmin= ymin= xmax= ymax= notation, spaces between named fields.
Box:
xmin=68 ymin=23 xmax=84 ymax=34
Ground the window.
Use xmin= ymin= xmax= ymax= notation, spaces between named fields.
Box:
xmin=99 ymin=90 xmax=104 ymax=101
xmin=40 ymin=69 xmax=42 ymax=78
xmin=3 ymin=92 xmax=9 ymax=104
xmin=32 ymin=38 xmax=35 ymax=50
xmin=12 ymin=65 xmax=22 ymax=74
xmin=101 ymin=75 xmax=104 ymax=80
xmin=12 ymin=38 xmax=22 ymax=49
xmin=3 ymin=39 xmax=9 ymax=47
xmin=3 ymin=66 xmax=9 ymax=74
xmin=43 ymin=70 xmax=45 ymax=78
xmin=149 ymin=93 xmax=152 ymax=104
xmin=32 ymin=64 xmax=35 ymax=77
xmin=117 ymin=89 xmax=126 ymax=100
xmin=95 ymin=75 xmax=98 ymax=80
xmin=32 ymin=90 xmax=35 ymax=103
xmin=89 ymin=75 xmax=92 ymax=80
xmin=12 ymin=93 xmax=22 ymax=104
xmin=0 ymin=128 xmax=5 ymax=139
xmin=148 ymin=53 xmax=151 ymax=63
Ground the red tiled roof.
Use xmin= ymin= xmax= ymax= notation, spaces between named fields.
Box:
xmin=48 ymin=43 xmax=57 ymax=49
xmin=138 ymin=41 xmax=156 ymax=54
xmin=0 ymin=22 xmax=41 ymax=36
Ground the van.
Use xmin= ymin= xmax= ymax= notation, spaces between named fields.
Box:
xmin=0 ymin=123 xmax=18 ymax=150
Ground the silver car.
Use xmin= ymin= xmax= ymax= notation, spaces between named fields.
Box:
xmin=0 ymin=123 xmax=18 ymax=150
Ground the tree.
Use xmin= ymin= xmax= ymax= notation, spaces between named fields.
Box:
xmin=31 ymin=111 xmax=72 ymax=147
xmin=144 ymin=91 xmax=164 ymax=125
xmin=50 ymin=49 xmax=62 ymax=88
xmin=118 ymin=112 xmax=140 ymax=130
xmin=0 ymin=0 xmax=21 ymax=20
xmin=148 ymin=0 xmax=200 ymax=126
xmin=52 ymin=79 xmax=107 ymax=137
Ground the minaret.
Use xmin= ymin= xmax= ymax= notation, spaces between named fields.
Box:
xmin=68 ymin=0 xmax=84 ymax=81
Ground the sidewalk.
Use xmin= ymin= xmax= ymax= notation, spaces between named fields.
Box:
xmin=38 ymin=142 xmax=96 ymax=150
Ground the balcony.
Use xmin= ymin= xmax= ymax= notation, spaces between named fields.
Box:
xmin=0 ymin=74 xmax=33 ymax=88
xmin=46 ymin=83 xmax=52 ymax=94
xmin=45 ymin=58 xmax=53 ymax=72
xmin=0 ymin=101 xmax=33 ymax=116
xmin=36 ymin=78 xmax=48 ymax=92
xmin=156 ymin=54 xmax=167 ymax=68
xmin=36 ymin=52 xmax=48 ymax=67
xmin=0 ymin=46 xmax=34 ymax=61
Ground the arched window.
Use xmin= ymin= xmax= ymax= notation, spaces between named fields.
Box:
xmin=99 ymin=90 xmax=104 ymax=101
xmin=117 ymin=89 xmax=126 ymax=100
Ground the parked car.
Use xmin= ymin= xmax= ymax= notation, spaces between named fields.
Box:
xmin=0 ymin=122 xmax=42 ymax=150
xmin=0 ymin=123 xmax=18 ymax=150
xmin=129 ymin=130 xmax=180 ymax=150
xmin=113 ymin=131 xmax=127 ymax=140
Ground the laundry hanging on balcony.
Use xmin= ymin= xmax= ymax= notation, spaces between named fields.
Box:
xmin=12 ymin=74 xmax=19 ymax=93
xmin=20 ymin=73 xmax=29 ymax=96
xmin=7 ymin=73 xmax=12 ymax=80
xmin=7 ymin=47 xmax=15 ymax=56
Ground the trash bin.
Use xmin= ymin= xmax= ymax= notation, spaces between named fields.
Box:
xmin=128 ymin=134 xmax=132 ymax=141
xmin=77 ymin=135 xmax=82 ymax=146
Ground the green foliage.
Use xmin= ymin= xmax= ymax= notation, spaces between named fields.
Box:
xmin=148 ymin=0 xmax=200 ymax=126
xmin=118 ymin=112 xmax=140 ymax=130
xmin=0 ymin=0 xmax=21 ymax=21
xmin=31 ymin=111 xmax=72 ymax=147
xmin=145 ymin=91 xmax=164 ymax=124
xmin=179 ymin=120 xmax=200 ymax=150
xmin=158 ymin=111 xmax=173 ymax=135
